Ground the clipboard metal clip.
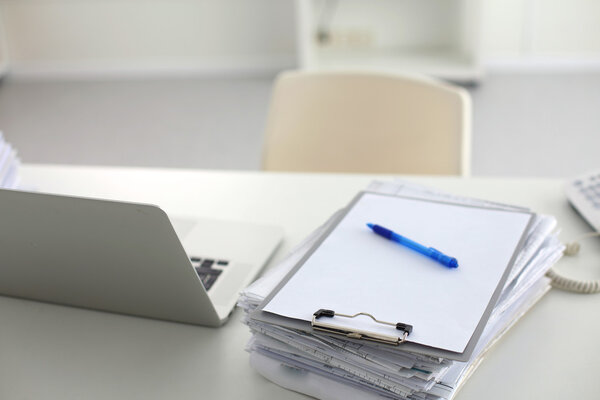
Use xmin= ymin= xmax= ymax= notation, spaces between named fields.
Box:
xmin=311 ymin=309 xmax=413 ymax=346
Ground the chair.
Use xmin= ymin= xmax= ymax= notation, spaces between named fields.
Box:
xmin=261 ymin=71 xmax=472 ymax=176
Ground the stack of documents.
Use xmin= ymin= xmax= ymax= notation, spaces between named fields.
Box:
xmin=0 ymin=132 xmax=21 ymax=189
xmin=239 ymin=180 xmax=564 ymax=400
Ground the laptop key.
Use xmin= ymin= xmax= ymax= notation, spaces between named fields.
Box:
xmin=190 ymin=256 xmax=202 ymax=262
xmin=200 ymin=275 xmax=211 ymax=287
xmin=195 ymin=267 xmax=222 ymax=276
xmin=201 ymin=259 xmax=214 ymax=268
xmin=216 ymin=260 xmax=229 ymax=266
xmin=195 ymin=267 xmax=222 ymax=291
xmin=201 ymin=276 xmax=217 ymax=291
xmin=203 ymin=275 xmax=218 ymax=291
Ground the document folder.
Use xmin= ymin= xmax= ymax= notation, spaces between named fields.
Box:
xmin=253 ymin=191 xmax=534 ymax=361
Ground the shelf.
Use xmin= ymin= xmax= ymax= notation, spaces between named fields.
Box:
xmin=308 ymin=46 xmax=482 ymax=82
xmin=296 ymin=0 xmax=483 ymax=83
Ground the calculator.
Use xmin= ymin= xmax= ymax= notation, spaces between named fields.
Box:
xmin=565 ymin=169 xmax=600 ymax=232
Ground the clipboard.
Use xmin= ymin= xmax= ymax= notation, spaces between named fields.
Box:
xmin=252 ymin=191 xmax=534 ymax=361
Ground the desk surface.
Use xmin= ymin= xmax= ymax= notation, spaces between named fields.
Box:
xmin=2 ymin=164 xmax=599 ymax=400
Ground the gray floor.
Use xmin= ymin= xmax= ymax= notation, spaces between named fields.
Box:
xmin=0 ymin=72 xmax=598 ymax=178
xmin=470 ymin=72 xmax=600 ymax=178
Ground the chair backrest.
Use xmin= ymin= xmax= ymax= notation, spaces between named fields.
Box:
xmin=262 ymin=71 xmax=471 ymax=176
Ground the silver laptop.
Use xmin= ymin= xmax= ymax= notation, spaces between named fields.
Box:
xmin=0 ymin=189 xmax=283 ymax=326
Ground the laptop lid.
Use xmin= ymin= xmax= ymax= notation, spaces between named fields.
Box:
xmin=0 ymin=189 xmax=223 ymax=326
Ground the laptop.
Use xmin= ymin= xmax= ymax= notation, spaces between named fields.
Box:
xmin=0 ymin=188 xmax=283 ymax=326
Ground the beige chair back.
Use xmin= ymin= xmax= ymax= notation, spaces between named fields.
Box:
xmin=262 ymin=71 xmax=471 ymax=176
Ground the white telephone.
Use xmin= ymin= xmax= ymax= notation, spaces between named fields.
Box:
xmin=549 ymin=170 xmax=600 ymax=294
xmin=565 ymin=169 xmax=600 ymax=232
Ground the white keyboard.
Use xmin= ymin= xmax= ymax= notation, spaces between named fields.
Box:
xmin=565 ymin=170 xmax=600 ymax=232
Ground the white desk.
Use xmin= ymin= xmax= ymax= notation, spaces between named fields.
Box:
xmin=2 ymin=164 xmax=599 ymax=400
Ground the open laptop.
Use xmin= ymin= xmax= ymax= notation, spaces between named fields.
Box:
xmin=0 ymin=189 xmax=283 ymax=326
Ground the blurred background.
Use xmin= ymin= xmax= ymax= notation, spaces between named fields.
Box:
xmin=0 ymin=0 xmax=598 ymax=177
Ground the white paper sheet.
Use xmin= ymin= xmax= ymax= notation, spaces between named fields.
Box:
xmin=264 ymin=192 xmax=533 ymax=353
xmin=0 ymin=132 xmax=21 ymax=189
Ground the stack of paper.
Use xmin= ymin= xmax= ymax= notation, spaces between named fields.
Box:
xmin=0 ymin=132 xmax=21 ymax=189
xmin=239 ymin=180 xmax=564 ymax=400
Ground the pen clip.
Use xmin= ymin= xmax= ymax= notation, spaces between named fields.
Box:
xmin=311 ymin=309 xmax=412 ymax=346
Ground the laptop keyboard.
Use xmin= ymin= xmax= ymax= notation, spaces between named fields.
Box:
xmin=190 ymin=257 xmax=229 ymax=291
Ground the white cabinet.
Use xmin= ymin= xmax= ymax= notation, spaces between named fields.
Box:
xmin=296 ymin=0 xmax=483 ymax=83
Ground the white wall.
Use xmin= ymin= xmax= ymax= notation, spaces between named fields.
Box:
xmin=482 ymin=0 xmax=600 ymax=68
xmin=533 ymin=0 xmax=600 ymax=56
xmin=0 ymin=0 xmax=599 ymax=78
xmin=0 ymin=0 xmax=297 ymax=78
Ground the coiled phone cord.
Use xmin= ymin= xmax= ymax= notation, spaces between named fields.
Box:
xmin=547 ymin=232 xmax=600 ymax=294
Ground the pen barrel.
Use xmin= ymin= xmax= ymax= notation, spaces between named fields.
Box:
xmin=390 ymin=232 xmax=429 ymax=253
xmin=370 ymin=224 xmax=458 ymax=269
xmin=371 ymin=224 xmax=394 ymax=240
xmin=427 ymin=247 xmax=459 ymax=269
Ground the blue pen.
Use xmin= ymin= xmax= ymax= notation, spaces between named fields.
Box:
xmin=366 ymin=223 xmax=458 ymax=269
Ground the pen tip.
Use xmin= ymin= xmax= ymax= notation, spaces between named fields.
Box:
xmin=366 ymin=223 xmax=374 ymax=229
